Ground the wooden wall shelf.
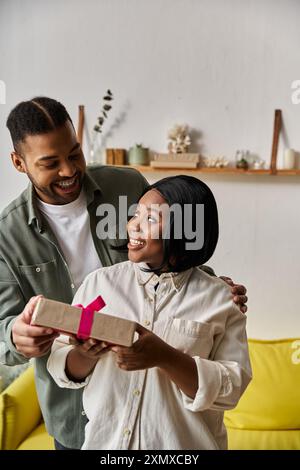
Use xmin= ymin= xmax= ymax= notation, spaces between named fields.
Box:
xmin=276 ymin=169 xmax=300 ymax=175
xmin=110 ymin=164 xmax=300 ymax=176
xmin=78 ymin=106 xmax=299 ymax=176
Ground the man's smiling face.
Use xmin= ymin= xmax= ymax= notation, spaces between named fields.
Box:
xmin=11 ymin=120 xmax=86 ymax=205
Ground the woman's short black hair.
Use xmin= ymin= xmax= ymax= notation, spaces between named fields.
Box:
xmin=6 ymin=96 xmax=73 ymax=152
xmin=141 ymin=175 xmax=219 ymax=273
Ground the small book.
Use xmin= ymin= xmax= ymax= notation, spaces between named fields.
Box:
xmin=153 ymin=153 xmax=200 ymax=163
xmin=150 ymin=161 xmax=199 ymax=169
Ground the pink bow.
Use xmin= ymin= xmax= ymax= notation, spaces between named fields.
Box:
xmin=75 ymin=296 xmax=106 ymax=340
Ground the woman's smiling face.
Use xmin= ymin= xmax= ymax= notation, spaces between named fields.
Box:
xmin=127 ymin=189 xmax=169 ymax=269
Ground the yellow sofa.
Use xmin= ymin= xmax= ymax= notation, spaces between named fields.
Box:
xmin=0 ymin=338 xmax=300 ymax=450
xmin=225 ymin=338 xmax=300 ymax=449
xmin=0 ymin=367 xmax=54 ymax=450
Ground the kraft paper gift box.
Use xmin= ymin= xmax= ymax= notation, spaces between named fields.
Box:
xmin=31 ymin=297 xmax=136 ymax=347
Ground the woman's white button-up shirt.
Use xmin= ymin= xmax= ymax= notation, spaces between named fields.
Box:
xmin=47 ymin=261 xmax=252 ymax=450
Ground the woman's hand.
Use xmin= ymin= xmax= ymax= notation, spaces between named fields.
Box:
xmin=69 ymin=335 xmax=112 ymax=360
xmin=111 ymin=324 xmax=170 ymax=371
xmin=111 ymin=324 xmax=198 ymax=398
xmin=65 ymin=337 xmax=113 ymax=382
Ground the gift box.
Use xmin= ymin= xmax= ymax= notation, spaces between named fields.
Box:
xmin=31 ymin=297 xmax=136 ymax=347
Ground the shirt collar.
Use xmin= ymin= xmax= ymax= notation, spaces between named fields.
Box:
xmin=82 ymin=169 xmax=103 ymax=206
xmin=27 ymin=183 xmax=43 ymax=231
xmin=27 ymin=169 xmax=102 ymax=230
xmin=134 ymin=262 xmax=193 ymax=292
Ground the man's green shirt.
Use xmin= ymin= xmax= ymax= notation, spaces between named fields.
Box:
xmin=0 ymin=165 xmax=148 ymax=448
xmin=0 ymin=164 xmax=215 ymax=448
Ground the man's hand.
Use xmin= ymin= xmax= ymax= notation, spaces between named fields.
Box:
xmin=12 ymin=295 xmax=59 ymax=358
xmin=220 ymin=276 xmax=248 ymax=313
xmin=111 ymin=324 xmax=170 ymax=371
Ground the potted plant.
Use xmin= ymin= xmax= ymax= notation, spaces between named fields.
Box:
xmin=89 ymin=89 xmax=114 ymax=165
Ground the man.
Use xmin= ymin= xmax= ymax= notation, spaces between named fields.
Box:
xmin=0 ymin=97 xmax=248 ymax=450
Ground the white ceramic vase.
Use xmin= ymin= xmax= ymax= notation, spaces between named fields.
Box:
xmin=284 ymin=149 xmax=295 ymax=169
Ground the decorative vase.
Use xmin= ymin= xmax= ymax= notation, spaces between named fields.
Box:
xmin=284 ymin=149 xmax=295 ymax=170
xmin=236 ymin=158 xmax=249 ymax=170
xmin=88 ymin=132 xmax=105 ymax=166
xmin=127 ymin=144 xmax=149 ymax=166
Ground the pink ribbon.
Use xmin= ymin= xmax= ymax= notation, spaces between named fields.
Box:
xmin=75 ymin=296 xmax=106 ymax=340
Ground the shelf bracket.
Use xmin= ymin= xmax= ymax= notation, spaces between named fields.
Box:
xmin=270 ymin=109 xmax=282 ymax=175
xmin=77 ymin=105 xmax=85 ymax=147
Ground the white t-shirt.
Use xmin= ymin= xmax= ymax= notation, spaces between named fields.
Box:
xmin=37 ymin=190 xmax=102 ymax=289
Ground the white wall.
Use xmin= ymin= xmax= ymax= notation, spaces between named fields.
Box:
xmin=0 ymin=0 xmax=299 ymax=338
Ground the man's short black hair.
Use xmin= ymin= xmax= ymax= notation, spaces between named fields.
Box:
xmin=6 ymin=96 xmax=73 ymax=152
xmin=142 ymin=175 xmax=219 ymax=273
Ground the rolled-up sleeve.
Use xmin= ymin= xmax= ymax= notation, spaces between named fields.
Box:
xmin=47 ymin=335 xmax=90 ymax=389
xmin=181 ymin=307 xmax=252 ymax=412
xmin=47 ymin=281 xmax=96 ymax=389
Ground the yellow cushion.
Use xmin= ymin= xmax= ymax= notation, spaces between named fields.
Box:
xmin=0 ymin=367 xmax=42 ymax=449
xmin=227 ymin=427 xmax=300 ymax=450
xmin=17 ymin=422 xmax=54 ymax=450
xmin=0 ymin=393 xmax=4 ymax=449
xmin=225 ymin=338 xmax=300 ymax=430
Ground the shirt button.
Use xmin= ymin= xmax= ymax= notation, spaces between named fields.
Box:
xmin=144 ymin=320 xmax=150 ymax=326
xmin=36 ymin=267 xmax=41 ymax=273
xmin=81 ymin=410 xmax=86 ymax=416
xmin=133 ymin=389 xmax=141 ymax=396
xmin=123 ymin=428 xmax=131 ymax=436
xmin=71 ymin=283 xmax=75 ymax=289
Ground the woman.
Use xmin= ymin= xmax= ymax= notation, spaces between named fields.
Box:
xmin=47 ymin=175 xmax=252 ymax=450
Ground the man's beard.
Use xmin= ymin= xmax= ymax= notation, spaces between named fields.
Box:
xmin=27 ymin=171 xmax=84 ymax=205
